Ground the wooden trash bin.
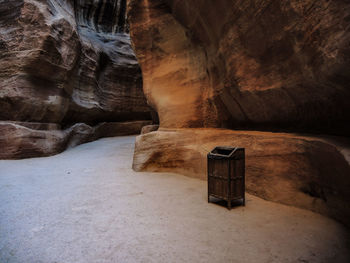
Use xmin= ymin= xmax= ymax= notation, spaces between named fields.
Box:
xmin=207 ymin=146 xmax=245 ymax=209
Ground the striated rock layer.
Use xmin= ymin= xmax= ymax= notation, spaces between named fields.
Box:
xmin=1 ymin=120 xmax=151 ymax=159
xmin=128 ymin=0 xmax=350 ymax=135
xmin=0 ymin=0 xmax=152 ymax=158
xmin=133 ymin=128 xmax=350 ymax=226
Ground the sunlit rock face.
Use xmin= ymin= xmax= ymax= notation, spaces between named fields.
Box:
xmin=129 ymin=0 xmax=350 ymax=224
xmin=0 ymin=0 xmax=152 ymax=158
xmin=128 ymin=0 xmax=350 ymax=135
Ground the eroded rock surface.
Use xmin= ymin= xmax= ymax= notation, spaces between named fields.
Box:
xmin=128 ymin=0 xmax=350 ymax=135
xmin=1 ymin=120 xmax=151 ymax=159
xmin=0 ymin=0 xmax=152 ymax=158
xmin=133 ymin=128 xmax=350 ymax=226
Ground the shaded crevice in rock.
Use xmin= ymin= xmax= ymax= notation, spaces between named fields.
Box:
xmin=116 ymin=0 xmax=127 ymax=33
xmin=64 ymin=0 xmax=151 ymax=124
xmin=74 ymin=0 xmax=128 ymax=33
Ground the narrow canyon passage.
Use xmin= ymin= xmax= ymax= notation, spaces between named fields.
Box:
xmin=0 ymin=136 xmax=349 ymax=263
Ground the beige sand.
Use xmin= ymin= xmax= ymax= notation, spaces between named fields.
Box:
xmin=0 ymin=136 xmax=349 ymax=263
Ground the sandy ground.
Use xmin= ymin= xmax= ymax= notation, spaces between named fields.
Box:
xmin=0 ymin=136 xmax=349 ymax=263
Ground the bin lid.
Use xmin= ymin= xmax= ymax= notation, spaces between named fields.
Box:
xmin=209 ymin=146 xmax=238 ymax=158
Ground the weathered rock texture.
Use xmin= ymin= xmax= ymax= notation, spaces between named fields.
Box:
xmin=128 ymin=0 xmax=350 ymax=223
xmin=128 ymin=0 xmax=350 ymax=135
xmin=1 ymin=120 xmax=151 ymax=159
xmin=0 ymin=0 xmax=152 ymax=158
xmin=133 ymin=128 xmax=350 ymax=226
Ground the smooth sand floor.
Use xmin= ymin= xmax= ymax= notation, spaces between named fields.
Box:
xmin=0 ymin=136 xmax=349 ymax=263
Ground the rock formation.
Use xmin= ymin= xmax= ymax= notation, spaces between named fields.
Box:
xmin=0 ymin=0 xmax=152 ymax=158
xmin=128 ymin=0 xmax=350 ymax=135
xmin=0 ymin=120 xmax=151 ymax=159
xmin=128 ymin=0 xmax=350 ymax=225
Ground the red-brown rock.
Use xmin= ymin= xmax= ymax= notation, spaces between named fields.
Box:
xmin=0 ymin=0 xmax=153 ymax=158
xmin=128 ymin=0 xmax=350 ymax=135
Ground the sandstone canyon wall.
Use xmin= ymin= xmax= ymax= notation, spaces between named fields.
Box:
xmin=128 ymin=0 xmax=350 ymax=225
xmin=128 ymin=0 xmax=350 ymax=134
xmin=0 ymin=0 xmax=153 ymax=159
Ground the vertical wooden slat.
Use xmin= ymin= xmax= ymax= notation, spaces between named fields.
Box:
xmin=228 ymin=159 xmax=231 ymax=209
